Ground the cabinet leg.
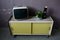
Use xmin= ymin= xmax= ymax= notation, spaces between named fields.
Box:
xmin=12 ymin=35 xmax=16 ymax=37
xmin=11 ymin=34 xmax=16 ymax=37
xmin=47 ymin=35 xmax=51 ymax=38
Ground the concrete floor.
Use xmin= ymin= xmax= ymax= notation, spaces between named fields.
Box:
xmin=0 ymin=27 xmax=60 ymax=40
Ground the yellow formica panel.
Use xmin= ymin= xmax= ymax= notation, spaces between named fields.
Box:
xmin=32 ymin=23 xmax=51 ymax=35
xmin=9 ymin=22 xmax=31 ymax=35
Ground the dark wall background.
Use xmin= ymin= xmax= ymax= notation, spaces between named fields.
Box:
xmin=0 ymin=0 xmax=60 ymax=29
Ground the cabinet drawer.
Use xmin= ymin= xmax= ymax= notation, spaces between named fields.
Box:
xmin=9 ymin=22 xmax=31 ymax=35
xmin=32 ymin=23 xmax=52 ymax=35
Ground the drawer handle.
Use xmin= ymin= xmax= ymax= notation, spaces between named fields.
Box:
xmin=49 ymin=27 xmax=50 ymax=30
xmin=11 ymin=27 xmax=13 ymax=31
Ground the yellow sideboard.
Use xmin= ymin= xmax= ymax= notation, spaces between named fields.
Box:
xmin=9 ymin=17 xmax=53 ymax=36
